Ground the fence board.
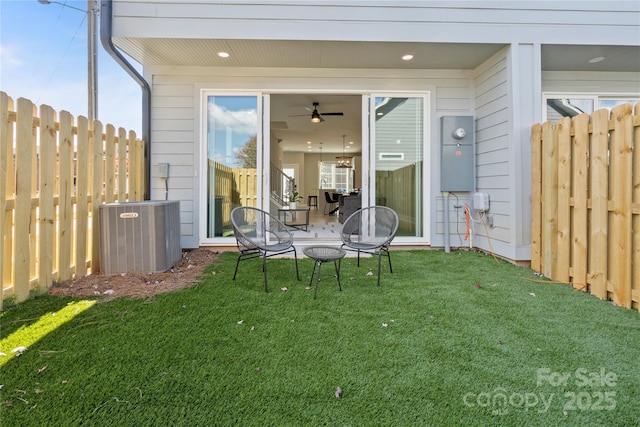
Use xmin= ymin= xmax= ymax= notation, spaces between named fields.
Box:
xmin=3 ymin=97 xmax=15 ymax=300
xmin=634 ymin=103 xmax=640 ymax=311
xmin=571 ymin=113 xmax=589 ymax=291
xmin=129 ymin=130 xmax=139 ymax=201
xmin=0 ymin=93 xmax=9 ymax=309
xmin=609 ymin=104 xmax=633 ymax=308
xmin=530 ymin=124 xmax=542 ymax=272
xmin=38 ymin=105 xmax=56 ymax=292
xmin=541 ymin=121 xmax=558 ymax=278
xmin=556 ymin=117 xmax=571 ymax=284
xmin=58 ymin=111 xmax=74 ymax=282
xmin=29 ymin=104 xmax=37 ymax=282
xmin=118 ymin=127 xmax=127 ymax=202
xmin=105 ymin=124 xmax=116 ymax=204
xmin=90 ymin=120 xmax=104 ymax=274
xmin=589 ymin=109 xmax=609 ymax=299
xmin=0 ymin=92 xmax=144 ymax=306
xmin=14 ymin=98 xmax=34 ymax=302
xmin=76 ymin=116 xmax=89 ymax=277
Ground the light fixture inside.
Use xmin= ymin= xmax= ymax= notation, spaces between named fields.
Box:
xmin=218 ymin=52 xmax=230 ymax=58
xmin=588 ymin=56 xmax=605 ymax=63
xmin=336 ymin=134 xmax=352 ymax=168
xmin=402 ymin=54 xmax=414 ymax=61
xmin=311 ymin=109 xmax=321 ymax=123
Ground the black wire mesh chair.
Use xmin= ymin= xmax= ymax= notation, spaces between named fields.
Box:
xmin=324 ymin=191 xmax=339 ymax=215
xmin=231 ymin=206 xmax=300 ymax=292
xmin=340 ymin=206 xmax=399 ymax=286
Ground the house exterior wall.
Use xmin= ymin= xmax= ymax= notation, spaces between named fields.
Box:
xmin=147 ymin=66 xmax=473 ymax=248
xmin=111 ymin=0 xmax=639 ymax=259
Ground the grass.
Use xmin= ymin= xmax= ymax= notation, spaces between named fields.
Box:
xmin=1 ymin=250 xmax=639 ymax=426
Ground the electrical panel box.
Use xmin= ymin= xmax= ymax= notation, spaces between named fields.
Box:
xmin=99 ymin=200 xmax=181 ymax=274
xmin=473 ymin=192 xmax=490 ymax=212
xmin=157 ymin=163 xmax=170 ymax=179
xmin=440 ymin=116 xmax=475 ymax=191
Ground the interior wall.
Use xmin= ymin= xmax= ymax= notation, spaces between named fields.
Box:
xmin=282 ymin=151 xmax=305 ymax=196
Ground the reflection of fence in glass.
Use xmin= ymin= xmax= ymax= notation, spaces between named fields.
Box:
xmin=208 ymin=160 xmax=257 ymax=237
xmin=0 ymin=92 xmax=145 ymax=308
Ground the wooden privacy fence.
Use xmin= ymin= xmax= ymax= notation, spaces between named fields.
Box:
xmin=531 ymin=103 xmax=639 ymax=312
xmin=0 ymin=92 xmax=145 ymax=309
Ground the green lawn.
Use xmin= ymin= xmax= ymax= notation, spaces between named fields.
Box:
xmin=1 ymin=250 xmax=638 ymax=426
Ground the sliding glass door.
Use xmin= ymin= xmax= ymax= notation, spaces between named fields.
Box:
xmin=367 ymin=94 xmax=428 ymax=240
xmin=201 ymin=93 xmax=262 ymax=243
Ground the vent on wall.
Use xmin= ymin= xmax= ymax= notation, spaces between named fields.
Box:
xmin=99 ymin=201 xmax=181 ymax=274
xmin=379 ymin=152 xmax=404 ymax=160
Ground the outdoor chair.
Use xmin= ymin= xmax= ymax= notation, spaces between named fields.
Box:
xmin=340 ymin=206 xmax=399 ymax=286
xmin=231 ymin=206 xmax=300 ymax=292
xmin=324 ymin=191 xmax=339 ymax=215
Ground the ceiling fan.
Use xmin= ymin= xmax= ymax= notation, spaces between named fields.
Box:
xmin=290 ymin=102 xmax=344 ymax=123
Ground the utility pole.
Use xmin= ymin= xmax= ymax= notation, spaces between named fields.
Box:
xmin=87 ymin=0 xmax=98 ymax=122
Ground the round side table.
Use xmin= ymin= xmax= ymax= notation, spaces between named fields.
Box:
xmin=303 ymin=246 xmax=346 ymax=299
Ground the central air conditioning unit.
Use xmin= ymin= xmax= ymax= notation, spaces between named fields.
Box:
xmin=99 ymin=200 xmax=181 ymax=274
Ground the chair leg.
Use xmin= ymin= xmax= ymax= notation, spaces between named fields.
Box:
xmin=334 ymin=259 xmax=342 ymax=291
xmin=377 ymin=250 xmax=383 ymax=287
xmin=386 ymin=248 xmax=393 ymax=273
xmin=233 ymin=256 xmax=242 ymax=280
xmin=262 ymin=254 xmax=268 ymax=293
xmin=314 ymin=261 xmax=323 ymax=299
xmin=293 ymin=249 xmax=300 ymax=280
xmin=308 ymin=259 xmax=318 ymax=287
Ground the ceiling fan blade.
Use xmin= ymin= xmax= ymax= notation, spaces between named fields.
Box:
xmin=320 ymin=112 xmax=344 ymax=116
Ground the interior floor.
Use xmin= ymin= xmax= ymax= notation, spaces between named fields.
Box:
xmin=276 ymin=203 xmax=342 ymax=244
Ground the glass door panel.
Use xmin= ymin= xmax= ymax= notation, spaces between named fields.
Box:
xmin=204 ymin=95 xmax=259 ymax=239
xmin=372 ymin=96 xmax=424 ymax=237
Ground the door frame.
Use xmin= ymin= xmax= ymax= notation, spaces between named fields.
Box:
xmin=363 ymin=92 xmax=431 ymax=244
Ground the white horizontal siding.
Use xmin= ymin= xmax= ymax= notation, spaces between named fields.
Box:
xmin=113 ymin=1 xmax=639 ymax=44
xmin=542 ymin=71 xmax=640 ymax=94
xmin=471 ymin=47 xmax=511 ymax=251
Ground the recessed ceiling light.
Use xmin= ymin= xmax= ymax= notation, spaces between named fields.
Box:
xmin=349 ymin=141 xmax=354 ymax=145
xmin=588 ymin=56 xmax=605 ymax=63
xmin=218 ymin=52 xmax=230 ymax=58
xmin=402 ymin=54 xmax=414 ymax=61
xmin=307 ymin=141 xmax=312 ymax=144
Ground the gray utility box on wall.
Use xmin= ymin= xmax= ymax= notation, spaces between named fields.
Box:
xmin=99 ymin=200 xmax=181 ymax=274
xmin=440 ymin=116 xmax=475 ymax=192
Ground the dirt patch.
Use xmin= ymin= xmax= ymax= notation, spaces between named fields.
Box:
xmin=48 ymin=249 xmax=221 ymax=302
